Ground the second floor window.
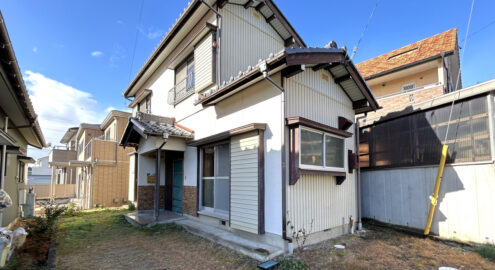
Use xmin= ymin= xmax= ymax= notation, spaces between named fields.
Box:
xmin=169 ymin=55 xmax=194 ymax=105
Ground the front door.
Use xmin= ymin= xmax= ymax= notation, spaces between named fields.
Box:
xmin=172 ymin=160 xmax=183 ymax=213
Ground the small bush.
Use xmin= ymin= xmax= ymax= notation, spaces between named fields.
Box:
xmin=63 ymin=202 xmax=80 ymax=217
xmin=27 ymin=204 xmax=66 ymax=235
xmin=475 ymin=244 xmax=495 ymax=260
xmin=128 ymin=202 xmax=136 ymax=211
xmin=278 ymin=258 xmax=309 ymax=270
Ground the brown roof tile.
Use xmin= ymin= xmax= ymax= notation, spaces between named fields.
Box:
xmin=356 ymin=28 xmax=457 ymax=79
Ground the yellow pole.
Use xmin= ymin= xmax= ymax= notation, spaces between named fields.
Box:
xmin=424 ymin=144 xmax=449 ymax=235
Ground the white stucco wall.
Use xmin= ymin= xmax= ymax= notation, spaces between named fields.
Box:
xmin=179 ymin=74 xmax=283 ymax=235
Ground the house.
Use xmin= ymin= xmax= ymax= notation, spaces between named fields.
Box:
xmin=50 ymin=110 xmax=132 ymax=208
xmin=120 ymin=0 xmax=379 ymax=251
xmin=0 ymin=11 xmax=46 ymax=227
xmin=27 ymin=156 xmax=52 ymax=185
xmin=359 ymin=78 xmax=495 ymax=243
xmin=356 ymin=28 xmax=461 ymax=120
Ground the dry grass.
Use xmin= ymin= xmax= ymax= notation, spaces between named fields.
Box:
xmin=54 ymin=209 xmax=258 ymax=270
xmin=286 ymin=224 xmax=495 ymax=270
xmin=50 ymin=209 xmax=495 ymax=270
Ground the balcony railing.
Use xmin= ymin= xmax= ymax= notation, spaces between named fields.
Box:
xmin=168 ymin=72 xmax=195 ymax=106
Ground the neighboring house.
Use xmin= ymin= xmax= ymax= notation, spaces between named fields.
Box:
xmin=50 ymin=111 xmax=132 ymax=208
xmin=120 ymin=0 xmax=378 ymax=249
xmin=0 ymin=11 xmax=46 ymax=227
xmin=359 ymin=79 xmax=495 ymax=243
xmin=356 ymin=28 xmax=461 ymax=119
xmin=28 ymin=156 xmax=52 ymax=185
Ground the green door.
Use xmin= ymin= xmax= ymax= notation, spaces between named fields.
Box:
xmin=172 ymin=160 xmax=183 ymax=213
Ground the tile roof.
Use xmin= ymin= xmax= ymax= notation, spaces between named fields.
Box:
xmin=132 ymin=113 xmax=194 ymax=139
xmin=356 ymin=28 xmax=457 ymax=79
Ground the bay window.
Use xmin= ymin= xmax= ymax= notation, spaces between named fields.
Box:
xmin=299 ymin=127 xmax=345 ymax=172
xmin=200 ymin=142 xmax=230 ymax=217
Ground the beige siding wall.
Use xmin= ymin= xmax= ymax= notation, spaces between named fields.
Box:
xmin=230 ymin=131 xmax=259 ymax=234
xmin=369 ymin=67 xmax=439 ymax=98
xmin=194 ymin=33 xmax=214 ymax=93
xmin=285 ymin=69 xmax=357 ymax=236
xmin=220 ymin=4 xmax=284 ymax=82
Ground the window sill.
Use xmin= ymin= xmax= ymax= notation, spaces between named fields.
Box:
xmin=299 ymin=168 xmax=346 ymax=177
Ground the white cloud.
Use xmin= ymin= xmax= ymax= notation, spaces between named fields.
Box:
xmin=32 ymin=47 xmax=38 ymax=53
xmin=138 ymin=26 xmax=165 ymax=40
xmin=91 ymin=51 xmax=103 ymax=57
xmin=24 ymin=71 xmax=107 ymax=159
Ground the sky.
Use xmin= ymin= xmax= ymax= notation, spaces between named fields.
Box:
xmin=0 ymin=0 xmax=494 ymax=159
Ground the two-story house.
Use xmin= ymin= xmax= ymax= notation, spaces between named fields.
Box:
xmin=120 ymin=0 xmax=379 ymax=253
xmin=51 ymin=110 xmax=132 ymax=208
xmin=356 ymin=28 xmax=461 ymax=121
xmin=0 ymin=11 xmax=46 ymax=227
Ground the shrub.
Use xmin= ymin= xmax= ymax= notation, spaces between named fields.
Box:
xmin=63 ymin=202 xmax=80 ymax=217
xmin=278 ymin=258 xmax=309 ymax=270
xmin=475 ymin=244 xmax=495 ymax=260
xmin=128 ymin=202 xmax=136 ymax=211
xmin=27 ymin=204 xmax=66 ymax=235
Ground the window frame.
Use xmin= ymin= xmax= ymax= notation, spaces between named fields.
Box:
xmin=299 ymin=126 xmax=346 ymax=173
xmin=198 ymin=140 xmax=230 ymax=218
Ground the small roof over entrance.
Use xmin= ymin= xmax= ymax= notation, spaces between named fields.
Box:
xmin=120 ymin=112 xmax=194 ymax=148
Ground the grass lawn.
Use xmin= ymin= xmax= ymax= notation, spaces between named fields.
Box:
xmin=10 ymin=208 xmax=495 ymax=269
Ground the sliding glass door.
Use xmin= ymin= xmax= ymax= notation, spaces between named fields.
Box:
xmin=200 ymin=142 xmax=230 ymax=218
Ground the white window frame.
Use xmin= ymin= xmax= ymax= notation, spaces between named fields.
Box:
xmin=199 ymin=141 xmax=230 ymax=219
xmin=299 ymin=126 xmax=346 ymax=172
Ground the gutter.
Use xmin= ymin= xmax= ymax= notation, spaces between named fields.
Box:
xmin=0 ymin=13 xmax=46 ymax=148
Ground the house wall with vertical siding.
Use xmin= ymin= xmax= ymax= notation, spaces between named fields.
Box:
xmin=284 ymin=69 xmax=357 ymax=236
xmin=220 ymin=4 xmax=284 ymax=83
xmin=230 ymin=131 xmax=260 ymax=234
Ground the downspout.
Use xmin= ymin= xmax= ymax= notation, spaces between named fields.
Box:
xmin=154 ymin=133 xmax=169 ymax=221
xmin=355 ymin=116 xmax=366 ymax=231
xmin=200 ymin=0 xmax=221 ymax=85
xmin=0 ymin=116 xmax=8 ymax=225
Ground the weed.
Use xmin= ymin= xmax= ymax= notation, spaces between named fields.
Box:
xmin=63 ymin=202 xmax=80 ymax=217
xmin=223 ymin=257 xmax=235 ymax=264
xmin=128 ymin=202 xmax=136 ymax=211
xmin=278 ymin=258 xmax=309 ymax=270
xmin=475 ymin=244 xmax=495 ymax=260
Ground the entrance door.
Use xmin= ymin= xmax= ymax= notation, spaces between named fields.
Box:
xmin=172 ymin=160 xmax=183 ymax=213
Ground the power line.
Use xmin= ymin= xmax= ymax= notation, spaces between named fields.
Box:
xmin=351 ymin=0 xmax=380 ymax=60
xmin=444 ymin=0 xmax=475 ymax=142
xmin=459 ymin=18 xmax=495 ymax=44
xmin=128 ymin=0 xmax=145 ymax=82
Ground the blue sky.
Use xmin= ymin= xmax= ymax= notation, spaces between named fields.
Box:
xmin=0 ymin=0 xmax=494 ymax=158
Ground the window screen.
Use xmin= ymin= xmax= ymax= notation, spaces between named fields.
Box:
xmin=360 ymin=95 xmax=491 ymax=169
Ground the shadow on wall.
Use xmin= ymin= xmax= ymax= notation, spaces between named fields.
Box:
xmin=360 ymin=95 xmax=492 ymax=240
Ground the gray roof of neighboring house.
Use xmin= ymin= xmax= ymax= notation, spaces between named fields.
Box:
xmin=100 ymin=110 xmax=131 ymax=130
xmin=59 ymin=127 xmax=78 ymax=144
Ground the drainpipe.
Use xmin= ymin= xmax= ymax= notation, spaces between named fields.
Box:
xmin=0 ymin=116 xmax=8 ymax=225
xmin=355 ymin=115 xmax=366 ymax=231
xmin=200 ymin=0 xmax=221 ymax=85
xmin=154 ymin=133 xmax=169 ymax=221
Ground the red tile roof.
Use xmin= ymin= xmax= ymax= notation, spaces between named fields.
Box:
xmin=356 ymin=28 xmax=457 ymax=79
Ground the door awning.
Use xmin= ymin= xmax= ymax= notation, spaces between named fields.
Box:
xmin=120 ymin=112 xmax=194 ymax=148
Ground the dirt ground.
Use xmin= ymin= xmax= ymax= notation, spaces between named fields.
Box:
xmin=48 ymin=209 xmax=495 ymax=270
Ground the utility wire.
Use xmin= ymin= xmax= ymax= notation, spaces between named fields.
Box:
xmin=459 ymin=18 xmax=495 ymax=44
xmin=351 ymin=0 xmax=380 ymax=60
xmin=128 ymin=0 xmax=145 ymax=82
xmin=444 ymin=0 xmax=475 ymax=142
